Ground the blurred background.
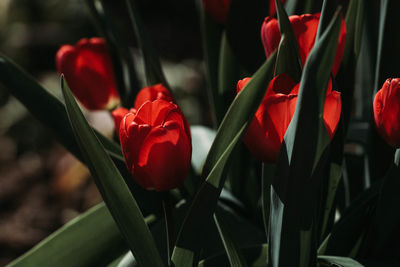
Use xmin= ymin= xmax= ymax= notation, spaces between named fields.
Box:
xmin=0 ymin=0 xmax=208 ymax=264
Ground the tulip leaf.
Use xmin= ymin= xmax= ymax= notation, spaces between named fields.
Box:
xmin=61 ymin=78 xmax=164 ymax=267
xmin=322 ymin=179 xmax=382 ymax=257
xmin=85 ymin=0 xmax=140 ymax=108
xmin=317 ymin=256 xmax=364 ymax=267
xmin=320 ymin=163 xmax=342 ymax=240
xmin=274 ymin=0 xmax=302 ymax=81
xmin=125 ymin=0 xmax=168 ymax=87
xmin=199 ymin=3 xmax=224 ymax=126
xmin=7 ymin=202 xmax=125 ymax=267
xmin=172 ymin=53 xmax=276 ymax=267
xmin=353 ymin=159 xmax=400 ymax=260
xmin=198 ymin=244 xmax=268 ymax=267
xmin=201 ymin=52 xmax=276 ymax=182
xmin=268 ymin=9 xmax=342 ymax=267
xmin=0 ymin=54 xmax=123 ymax=163
xmin=214 ymin=211 xmax=248 ymax=267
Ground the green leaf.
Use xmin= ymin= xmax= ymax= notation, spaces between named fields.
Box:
xmin=214 ymin=211 xmax=248 ymax=267
xmin=320 ymin=163 xmax=342 ymax=240
xmin=0 ymin=54 xmax=123 ymax=164
xmin=261 ymin=163 xmax=275 ymax=239
xmin=199 ymin=2 xmax=224 ymax=126
xmin=269 ymin=9 xmax=343 ymax=267
xmin=61 ymin=78 xmax=164 ymax=267
xmin=218 ymin=32 xmax=239 ymax=96
xmin=198 ymin=244 xmax=268 ymax=267
xmin=172 ymin=53 xmax=276 ymax=267
xmin=85 ymin=0 xmax=140 ymax=108
xmin=318 ymin=256 xmax=364 ymax=267
xmin=274 ymin=0 xmax=302 ymax=81
xmin=322 ymin=179 xmax=382 ymax=257
xmin=201 ymin=53 xmax=276 ymax=182
xmin=7 ymin=203 xmax=125 ymax=267
xmin=125 ymin=0 xmax=168 ymax=87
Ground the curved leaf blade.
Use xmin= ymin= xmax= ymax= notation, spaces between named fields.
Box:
xmin=61 ymin=78 xmax=164 ymax=267
xmin=7 ymin=203 xmax=124 ymax=267
xmin=0 ymin=54 xmax=123 ymax=163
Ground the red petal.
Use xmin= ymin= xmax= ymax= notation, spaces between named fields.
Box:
xmin=134 ymin=84 xmax=174 ymax=110
xmin=323 ymin=90 xmax=342 ymax=138
xmin=111 ymin=107 xmax=129 ymax=134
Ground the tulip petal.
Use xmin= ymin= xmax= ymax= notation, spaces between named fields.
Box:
xmin=323 ymin=90 xmax=342 ymax=138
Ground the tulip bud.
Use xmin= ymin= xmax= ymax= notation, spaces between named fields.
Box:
xmin=237 ymin=73 xmax=341 ymax=163
xmin=261 ymin=13 xmax=346 ymax=76
xmin=56 ymin=38 xmax=120 ymax=110
xmin=119 ymin=99 xmax=192 ymax=191
xmin=373 ymin=78 xmax=400 ymax=148
xmin=111 ymin=84 xmax=173 ymax=133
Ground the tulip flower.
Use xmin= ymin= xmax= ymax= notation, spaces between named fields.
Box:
xmin=373 ymin=78 xmax=400 ymax=148
xmin=261 ymin=13 xmax=346 ymax=76
xmin=119 ymin=99 xmax=192 ymax=191
xmin=56 ymin=38 xmax=120 ymax=110
xmin=237 ymin=73 xmax=341 ymax=163
xmin=112 ymin=84 xmax=173 ymax=132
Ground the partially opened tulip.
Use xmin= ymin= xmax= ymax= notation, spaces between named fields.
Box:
xmin=261 ymin=13 xmax=346 ymax=76
xmin=373 ymin=78 xmax=400 ymax=148
xmin=237 ymin=73 xmax=341 ymax=163
xmin=119 ymin=99 xmax=191 ymax=192
xmin=112 ymin=84 xmax=174 ymax=133
xmin=56 ymin=38 xmax=120 ymax=110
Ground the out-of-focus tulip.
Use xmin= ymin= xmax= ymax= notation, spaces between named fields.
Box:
xmin=261 ymin=13 xmax=346 ymax=76
xmin=119 ymin=99 xmax=192 ymax=191
xmin=202 ymin=0 xmax=231 ymax=24
xmin=373 ymin=78 xmax=400 ymax=148
xmin=237 ymin=73 xmax=341 ymax=162
xmin=56 ymin=38 xmax=120 ymax=110
xmin=134 ymin=83 xmax=174 ymax=110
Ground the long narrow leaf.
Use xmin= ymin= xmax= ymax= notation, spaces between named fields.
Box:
xmin=269 ymin=10 xmax=342 ymax=267
xmin=0 ymin=54 xmax=123 ymax=163
xmin=61 ymin=78 xmax=164 ymax=267
xmin=214 ymin=211 xmax=248 ymax=267
xmin=125 ymin=0 xmax=167 ymax=87
xmin=85 ymin=0 xmax=140 ymax=108
xmin=274 ymin=0 xmax=302 ymax=81
xmin=7 ymin=203 xmax=124 ymax=267
xmin=172 ymin=53 xmax=276 ymax=267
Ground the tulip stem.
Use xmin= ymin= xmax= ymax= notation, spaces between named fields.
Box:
xmin=162 ymin=192 xmax=174 ymax=266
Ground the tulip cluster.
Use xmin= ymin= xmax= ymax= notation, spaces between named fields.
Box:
xmin=56 ymin=39 xmax=191 ymax=192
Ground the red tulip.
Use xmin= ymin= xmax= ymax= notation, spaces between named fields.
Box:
xmin=202 ymin=0 xmax=231 ymax=24
xmin=261 ymin=13 xmax=346 ymax=76
xmin=373 ymin=78 xmax=400 ymax=148
xmin=237 ymin=73 xmax=341 ymax=162
xmin=119 ymin=99 xmax=191 ymax=191
xmin=56 ymin=38 xmax=120 ymax=110
xmin=111 ymin=84 xmax=173 ymax=132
